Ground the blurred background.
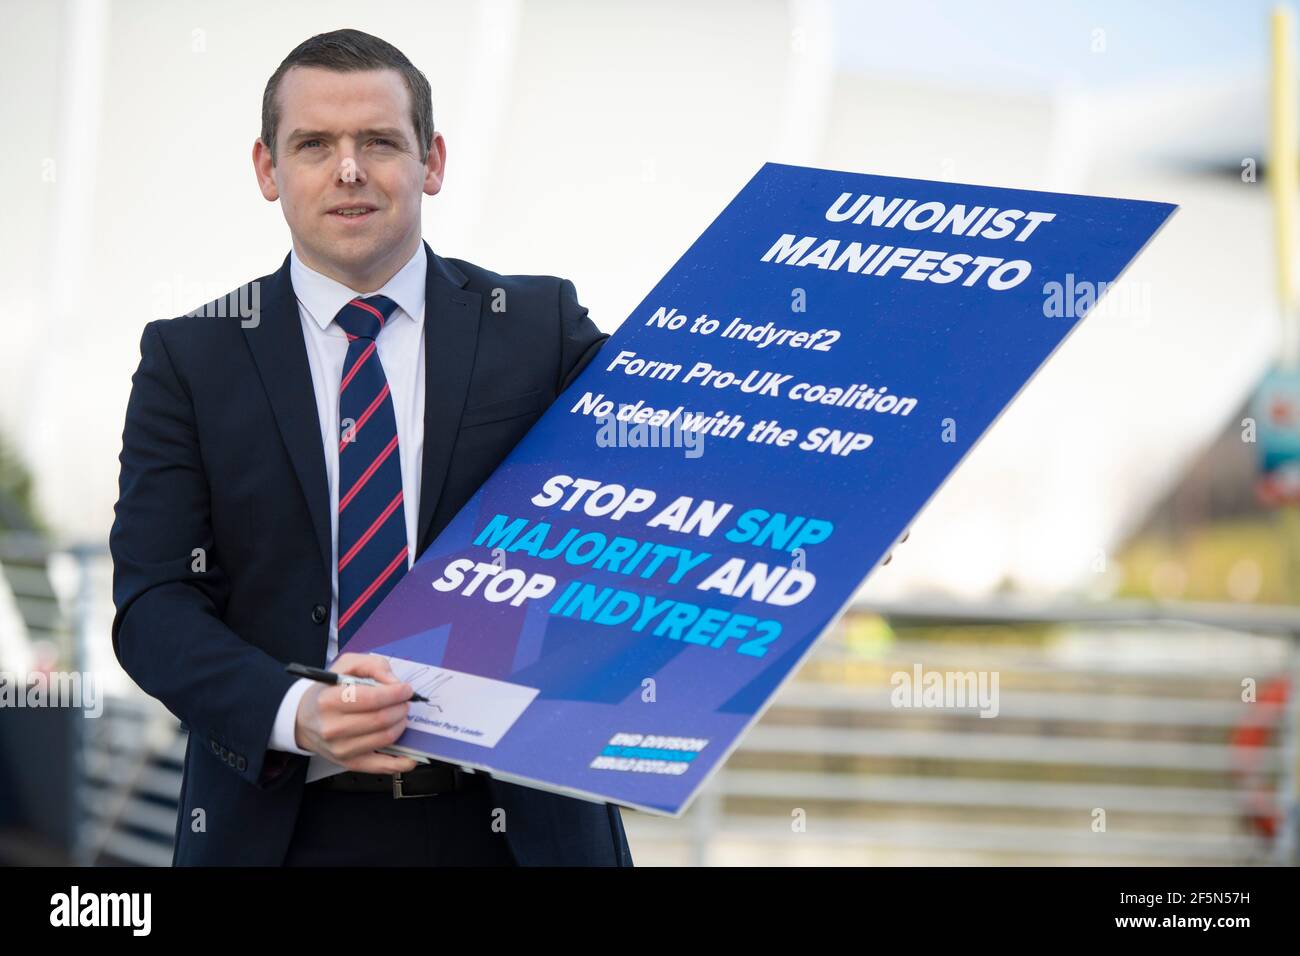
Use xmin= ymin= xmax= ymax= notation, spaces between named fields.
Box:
xmin=1 ymin=0 xmax=1298 ymax=865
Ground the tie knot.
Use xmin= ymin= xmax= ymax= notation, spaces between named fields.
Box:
xmin=334 ymin=294 xmax=399 ymax=340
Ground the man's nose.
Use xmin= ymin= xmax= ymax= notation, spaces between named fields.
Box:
xmin=336 ymin=149 xmax=366 ymax=185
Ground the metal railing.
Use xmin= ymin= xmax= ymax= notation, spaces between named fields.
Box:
xmin=624 ymin=600 xmax=1297 ymax=865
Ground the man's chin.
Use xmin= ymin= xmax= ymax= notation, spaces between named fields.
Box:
xmin=310 ymin=239 xmax=382 ymax=272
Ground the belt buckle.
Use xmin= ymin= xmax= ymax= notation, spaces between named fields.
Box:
xmin=391 ymin=771 xmax=435 ymax=799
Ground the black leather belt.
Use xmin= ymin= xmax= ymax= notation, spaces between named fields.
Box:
xmin=309 ymin=761 xmax=483 ymax=798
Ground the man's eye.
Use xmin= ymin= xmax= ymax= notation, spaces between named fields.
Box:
xmin=371 ymin=139 xmax=394 ymax=147
xmin=300 ymin=140 xmax=323 ymax=149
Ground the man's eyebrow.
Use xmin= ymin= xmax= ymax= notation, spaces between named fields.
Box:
xmin=286 ymin=127 xmax=410 ymax=144
xmin=357 ymin=127 xmax=409 ymax=141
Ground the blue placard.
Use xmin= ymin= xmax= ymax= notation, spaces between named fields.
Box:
xmin=350 ymin=163 xmax=1175 ymax=815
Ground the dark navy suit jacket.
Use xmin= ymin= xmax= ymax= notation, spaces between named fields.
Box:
xmin=109 ymin=241 xmax=633 ymax=866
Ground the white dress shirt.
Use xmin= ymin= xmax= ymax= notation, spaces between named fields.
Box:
xmin=266 ymin=243 xmax=427 ymax=782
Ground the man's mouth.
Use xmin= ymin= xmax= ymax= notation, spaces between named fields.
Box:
xmin=329 ymin=206 xmax=377 ymax=220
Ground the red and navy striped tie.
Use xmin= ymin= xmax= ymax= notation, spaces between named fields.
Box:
xmin=334 ymin=294 xmax=409 ymax=649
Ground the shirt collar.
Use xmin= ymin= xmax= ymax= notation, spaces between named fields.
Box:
xmin=290 ymin=243 xmax=427 ymax=332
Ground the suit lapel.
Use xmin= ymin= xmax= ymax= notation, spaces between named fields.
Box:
xmin=417 ymin=242 xmax=481 ymax=553
xmin=241 ymin=254 xmax=334 ymax=580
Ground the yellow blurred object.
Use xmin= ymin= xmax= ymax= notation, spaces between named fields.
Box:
xmin=840 ymin=612 xmax=895 ymax=658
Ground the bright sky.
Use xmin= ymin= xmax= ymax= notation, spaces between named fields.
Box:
xmin=834 ymin=0 xmax=1276 ymax=93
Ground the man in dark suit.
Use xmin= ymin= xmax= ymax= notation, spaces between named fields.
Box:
xmin=109 ymin=28 xmax=632 ymax=866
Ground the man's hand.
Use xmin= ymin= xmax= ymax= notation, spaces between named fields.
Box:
xmin=294 ymin=652 xmax=419 ymax=773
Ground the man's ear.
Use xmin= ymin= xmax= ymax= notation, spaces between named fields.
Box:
xmin=423 ymin=132 xmax=447 ymax=197
xmin=253 ymin=138 xmax=279 ymax=201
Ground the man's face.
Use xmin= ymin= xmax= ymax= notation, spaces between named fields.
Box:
xmin=253 ymin=66 xmax=446 ymax=290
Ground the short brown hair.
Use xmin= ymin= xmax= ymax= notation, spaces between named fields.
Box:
xmin=261 ymin=28 xmax=435 ymax=165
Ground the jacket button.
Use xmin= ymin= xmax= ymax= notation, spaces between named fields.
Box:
xmin=311 ymin=604 xmax=327 ymax=625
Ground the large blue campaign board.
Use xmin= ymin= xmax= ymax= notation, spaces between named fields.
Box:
xmin=350 ymin=163 xmax=1175 ymax=815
